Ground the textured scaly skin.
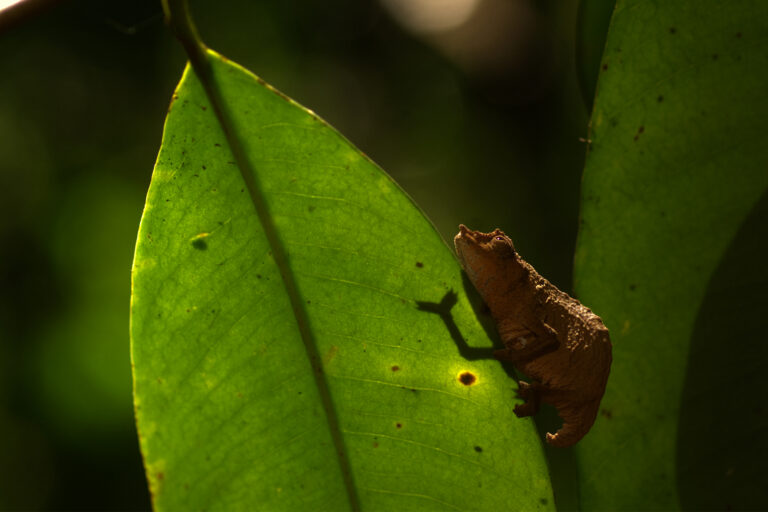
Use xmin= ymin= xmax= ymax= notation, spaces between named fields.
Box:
xmin=454 ymin=225 xmax=612 ymax=447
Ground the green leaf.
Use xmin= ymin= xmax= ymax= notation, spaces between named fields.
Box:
xmin=131 ymin=51 xmax=553 ymax=511
xmin=576 ymin=0 xmax=616 ymax=109
xmin=574 ymin=1 xmax=768 ymax=509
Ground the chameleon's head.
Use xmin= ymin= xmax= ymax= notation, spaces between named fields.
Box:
xmin=454 ymin=225 xmax=525 ymax=296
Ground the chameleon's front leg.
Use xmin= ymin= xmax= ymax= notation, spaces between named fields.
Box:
xmin=494 ymin=317 xmax=560 ymax=364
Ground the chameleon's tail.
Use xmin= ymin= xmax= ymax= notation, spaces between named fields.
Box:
xmin=545 ymin=398 xmax=601 ymax=447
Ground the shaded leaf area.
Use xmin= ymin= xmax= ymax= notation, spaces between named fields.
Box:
xmin=677 ymin=190 xmax=768 ymax=511
xmin=131 ymin=52 xmax=553 ymax=511
xmin=574 ymin=1 xmax=768 ymax=509
xmin=576 ymin=0 xmax=616 ymax=109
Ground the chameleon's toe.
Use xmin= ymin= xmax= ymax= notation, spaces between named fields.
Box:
xmin=513 ymin=401 xmax=536 ymax=418
xmin=515 ymin=380 xmax=530 ymax=398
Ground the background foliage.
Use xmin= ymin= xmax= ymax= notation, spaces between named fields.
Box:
xmin=1 ymin=1 xmax=585 ymax=508
xmin=574 ymin=1 xmax=768 ymax=510
xmin=2 ymin=0 xmax=766 ymax=509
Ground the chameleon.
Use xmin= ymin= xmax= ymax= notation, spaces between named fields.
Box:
xmin=454 ymin=225 xmax=612 ymax=447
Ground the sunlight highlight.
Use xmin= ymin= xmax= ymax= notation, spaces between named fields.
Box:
xmin=379 ymin=0 xmax=482 ymax=33
xmin=0 ymin=0 xmax=25 ymax=13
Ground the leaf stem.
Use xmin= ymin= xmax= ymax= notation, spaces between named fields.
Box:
xmin=162 ymin=0 xmax=208 ymax=70
xmin=161 ymin=2 xmax=360 ymax=510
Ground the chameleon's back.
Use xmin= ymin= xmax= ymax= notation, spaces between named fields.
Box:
xmin=516 ymin=275 xmax=612 ymax=446
xmin=527 ymin=276 xmax=612 ymax=400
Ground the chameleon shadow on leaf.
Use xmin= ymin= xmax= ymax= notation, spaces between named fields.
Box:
xmin=415 ymin=283 xmax=519 ymax=381
xmin=417 ymin=281 xmax=580 ymax=510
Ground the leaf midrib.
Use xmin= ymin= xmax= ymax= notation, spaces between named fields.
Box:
xmin=164 ymin=3 xmax=360 ymax=507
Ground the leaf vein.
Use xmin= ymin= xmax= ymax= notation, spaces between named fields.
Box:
xmin=361 ymin=487 xmax=463 ymax=511
xmin=333 ymin=375 xmax=481 ymax=406
xmin=343 ymin=430 xmax=490 ymax=470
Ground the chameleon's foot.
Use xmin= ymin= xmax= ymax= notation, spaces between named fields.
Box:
xmin=544 ymin=399 xmax=601 ymax=447
xmin=515 ymin=380 xmax=531 ymax=398
xmin=513 ymin=381 xmax=540 ymax=417
xmin=514 ymin=402 xmax=537 ymax=417
xmin=493 ymin=348 xmax=512 ymax=362
xmin=545 ymin=407 xmax=588 ymax=447
xmin=546 ymin=429 xmax=581 ymax=447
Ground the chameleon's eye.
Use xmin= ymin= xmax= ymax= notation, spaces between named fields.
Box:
xmin=490 ymin=235 xmax=514 ymax=254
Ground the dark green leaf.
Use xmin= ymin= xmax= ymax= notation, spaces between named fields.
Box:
xmin=574 ymin=1 xmax=768 ymax=509
xmin=576 ymin=0 xmax=616 ymax=109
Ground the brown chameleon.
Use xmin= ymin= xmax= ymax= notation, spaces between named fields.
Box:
xmin=454 ymin=225 xmax=612 ymax=447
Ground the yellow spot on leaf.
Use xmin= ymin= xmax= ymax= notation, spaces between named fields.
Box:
xmin=323 ymin=345 xmax=339 ymax=366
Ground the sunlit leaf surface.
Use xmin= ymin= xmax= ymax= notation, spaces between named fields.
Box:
xmin=131 ymin=52 xmax=553 ymax=511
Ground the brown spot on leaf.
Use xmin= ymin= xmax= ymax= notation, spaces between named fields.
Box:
xmin=669 ymin=27 xmax=677 ymax=34
xmin=372 ymin=442 xmax=379 ymax=448
xmin=157 ymin=472 xmax=164 ymax=480
xmin=396 ymin=423 xmax=402 ymax=429
xmin=601 ymin=408 xmax=613 ymax=419
xmin=271 ymin=87 xmax=291 ymax=102
xmin=474 ymin=446 xmax=483 ymax=453
xmin=391 ymin=365 xmax=400 ymax=372
xmin=657 ymin=95 xmax=664 ymax=102
xmin=602 ymin=63 xmax=608 ymax=71
xmin=416 ymin=261 xmax=424 ymax=268
xmin=459 ymin=371 xmax=477 ymax=386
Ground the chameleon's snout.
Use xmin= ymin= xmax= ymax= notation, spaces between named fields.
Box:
xmin=454 ymin=226 xmax=473 ymax=269
xmin=455 ymin=224 xmax=478 ymax=245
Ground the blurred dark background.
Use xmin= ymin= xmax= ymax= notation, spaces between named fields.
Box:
xmin=0 ymin=0 xmax=588 ymax=508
